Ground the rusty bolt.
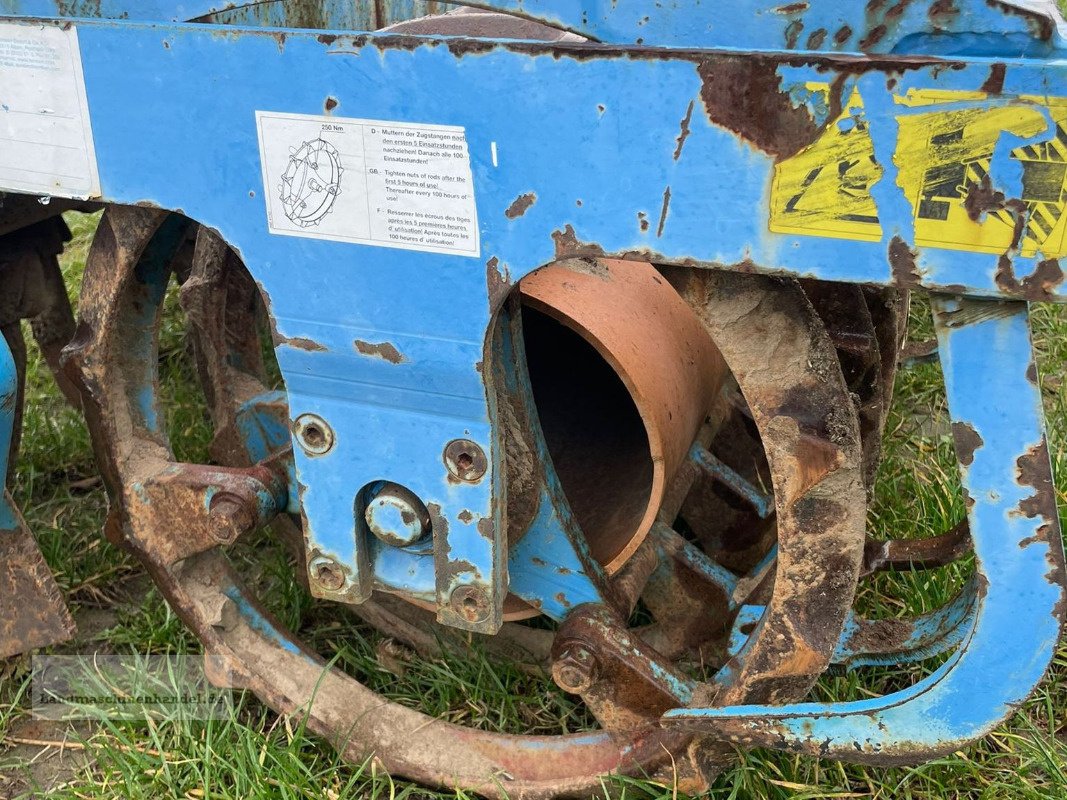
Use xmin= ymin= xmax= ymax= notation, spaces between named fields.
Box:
xmin=295 ymin=414 xmax=335 ymax=456
xmin=364 ymin=482 xmax=430 ymax=548
xmin=449 ymin=585 xmax=491 ymax=624
xmin=443 ymin=439 xmax=488 ymax=482
xmin=309 ymin=556 xmax=346 ymax=592
xmin=209 ymin=495 xmax=255 ymax=545
xmin=552 ymin=644 xmax=600 ymax=694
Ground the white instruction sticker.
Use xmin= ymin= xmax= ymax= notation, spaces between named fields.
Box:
xmin=256 ymin=112 xmax=480 ymax=257
xmin=0 ymin=23 xmax=99 ymax=198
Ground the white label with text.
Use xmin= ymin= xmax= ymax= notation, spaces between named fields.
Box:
xmin=256 ymin=111 xmax=479 ymax=257
xmin=0 ymin=24 xmax=99 ymax=198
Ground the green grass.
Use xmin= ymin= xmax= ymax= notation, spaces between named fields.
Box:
xmin=3 ymin=211 xmax=1067 ymax=798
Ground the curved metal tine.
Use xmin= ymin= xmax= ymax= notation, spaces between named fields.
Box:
xmin=726 ymin=578 xmax=976 ymax=671
xmin=664 ymin=298 xmax=1067 ymax=764
xmin=648 ymin=522 xmax=739 ymax=602
xmin=862 ymin=520 xmax=972 ymax=576
xmin=900 ymin=338 xmax=940 ymax=367
xmin=832 ymin=577 xmax=978 ymax=670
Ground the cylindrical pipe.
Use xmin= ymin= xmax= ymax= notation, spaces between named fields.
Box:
xmin=520 ymin=258 xmax=727 ymax=573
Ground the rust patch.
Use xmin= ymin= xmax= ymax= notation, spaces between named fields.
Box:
xmin=638 ymin=212 xmax=650 ymax=232
xmin=426 ymin=501 xmax=450 ymax=543
xmin=930 ymin=0 xmax=959 ymax=22
xmin=995 ymin=256 xmax=1065 ymax=300
xmin=551 ymin=224 xmax=607 ymax=260
xmin=962 ymin=175 xmax=1005 ymax=221
xmin=980 ymin=63 xmax=1006 ymax=94
xmin=324 ymin=96 xmax=339 ymax=113
xmin=354 ymin=339 xmax=407 ymax=364
xmin=885 ymin=0 xmax=912 ymax=19
xmin=486 ymin=256 xmax=513 ymax=309
xmin=696 ymin=58 xmax=821 ymax=161
xmin=0 ymin=515 xmax=77 ymax=658
xmin=1017 ymin=441 xmax=1056 ymax=520
xmin=279 ymin=336 xmax=327 ymax=352
xmin=785 ymin=19 xmax=804 ymax=49
xmin=858 ymin=24 xmax=887 ymax=49
xmin=990 ymin=0 xmax=1054 ymax=42
xmin=833 ymin=25 xmax=854 ymax=46
xmin=458 ymin=510 xmax=474 ymax=524
xmin=950 ymin=421 xmax=984 ymax=467
xmin=888 ymin=236 xmax=922 ymax=287
xmin=656 ymin=187 xmax=672 ymax=237
xmin=505 ymin=192 xmax=537 ymax=219
xmin=673 ymin=100 xmax=695 ymax=161
xmin=806 ymin=28 xmax=828 ymax=49
xmin=775 ymin=2 xmax=810 ymax=12
xmin=477 ymin=518 xmax=495 ymax=541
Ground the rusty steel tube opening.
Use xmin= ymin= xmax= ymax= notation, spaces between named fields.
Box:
xmin=518 ymin=258 xmax=728 ymax=573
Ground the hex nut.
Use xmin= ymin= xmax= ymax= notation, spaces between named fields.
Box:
xmin=309 ymin=556 xmax=346 ymax=592
xmin=208 ymin=494 xmax=255 ymax=544
xmin=552 ymin=644 xmax=600 ymax=694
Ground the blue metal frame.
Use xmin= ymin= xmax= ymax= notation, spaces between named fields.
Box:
xmin=2 ymin=0 xmax=1066 ymax=762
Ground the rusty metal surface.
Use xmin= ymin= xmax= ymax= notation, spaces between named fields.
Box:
xmin=0 ymin=216 xmax=80 ymax=407
xmin=520 ymin=258 xmax=726 ymax=573
xmin=0 ymin=329 xmax=74 ymax=658
xmin=668 ymin=267 xmax=867 ymax=706
xmin=550 ymin=604 xmax=695 ymax=731
xmin=0 ymin=504 xmax=77 ymax=659
xmin=862 ymin=521 xmax=972 ymax=575
xmin=665 ymin=297 xmax=1067 ymax=764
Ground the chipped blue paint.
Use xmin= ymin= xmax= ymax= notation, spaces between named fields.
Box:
xmin=507 ymin=486 xmax=609 ymax=620
xmin=650 ymin=521 xmax=740 ymax=603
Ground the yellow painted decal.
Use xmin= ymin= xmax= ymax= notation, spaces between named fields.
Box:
xmin=770 ymin=87 xmax=1067 ymax=259
xmin=769 ymin=86 xmax=882 ymax=243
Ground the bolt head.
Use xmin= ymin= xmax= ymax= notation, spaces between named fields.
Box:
xmin=309 ymin=556 xmax=346 ymax=592
xmin=209 ymin=495 xmax=255 ymax=544
xmin=364 ymin=483 xmax=429 ymax=548
xmin=294 ymin=414 xmax=335 ymax=456
xmin=552 ymin=645 xmax=599 ymax=694
xmin=443 ymin=439 xmax=487 ymax=483
xmin=449 ymin=585 xmax=491 ymax=624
